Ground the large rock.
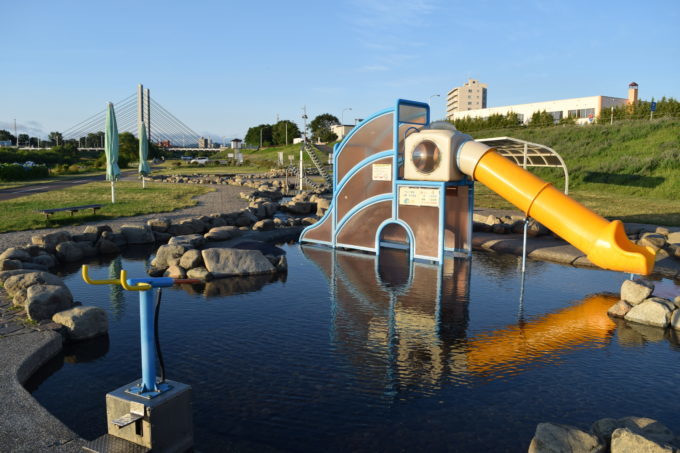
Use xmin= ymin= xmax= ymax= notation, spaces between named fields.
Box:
xmin=285 ymin=201 xmax=314 ymax=215
xmin=151 ymin=244 xmax=187 ymax=269
xmin=120 ymin=224 xmax=155 ymax=244
xmin=528 ymin=423 xmax=604 ymax=453
xmin=101 ymin=231 xmax=127 ymax=247
xmin=4 ymin=271 xmax=65 ymax=305
xmin=169 ymin=234 xmax=206 ymax=249
xmin=610 ymin=428 xmax=673 ymax=453
xmin=71 ymin=232 xmax=97 ymax=243
xmin=186 ymin=266 xmax=212 ymax=281
xmin=624 ymin=298 xmax=672 ymax=328
xmin=621 ymin=279 xmax=654 ymax=305
xmin=32 ymin=254 xmax=57 ymax=268
xmin=179 ymin=249 xmax=203 ymax=269
xmin=607 ymin=300 xmax=632 ymax=318
xmin=0 ymin=269 xmax=35 ymax=284
xmin=235 ymin=210 xmax=258 ymax=227
xmin=164 ymin=265 xmax=186 ymax=279
xmin=201 ymin=248 xmax=276 ymax=278
xmin=56 ymin=241 xmax=84 ymax=262
xmin=83 ymin=224 xmax=112 ymax=239
xmin=31 ymin=231 xmax=71 ymax=252
xmin=253 ymin=219 xmax=275 ymax=231
xmin=667 ymin=231 xmax=680 ymax=245
xmin=147 ymin=217 xmax=171 ymax=233
xmin=97 ymin=238 xmax=120 ymax=255
xmin=167 ymin=223 xmax=195 ymax=236
xmin=25 ymin=284 xmax=74 ymax=321
xmin=0 ymin=259 xmax=22 ymax=271
xmin=0 ymin=247 xmax=31 ymax=262
xmin=204 ymin=226 xmax=237 ymax=241
xmin=75 ymin=241 xmax=98 ymax=258
xmin=52 ymin=306 xmax=108 ymax=341
xmin=592 ymin=416 xmax=675 ymax=447
xmin=638 ymin=233 xmax=667 ymax=251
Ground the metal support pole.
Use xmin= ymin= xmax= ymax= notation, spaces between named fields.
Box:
xmin=139 ymin=289 xmax=157 ymax=392
xmin=521 ymin=217 xmax=529 ymax=273
xmin=299 ymin=149 xmax=303 ymax=190
xmin=111 ymin=181 xmax=116 ymax=204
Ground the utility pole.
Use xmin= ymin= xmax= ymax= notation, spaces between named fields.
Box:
xmin=610 ymin=107 xmax=614 ymax=125
xmin=259 ymin=128 xmax=263 ymax=149
xmin=14 ymin=119 xmax=17 ymax=148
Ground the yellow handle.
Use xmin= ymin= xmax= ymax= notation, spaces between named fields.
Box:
xmin=82 ymin=265 xmax=121 ymax=285
xmin=120 ymin=270 xmax=152 ymax=291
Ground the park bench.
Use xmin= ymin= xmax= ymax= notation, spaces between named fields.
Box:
xmin=38 ymin=204 xmax=103 ymax=219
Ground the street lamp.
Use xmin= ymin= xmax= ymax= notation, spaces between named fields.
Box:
xmin=428 ymin=94 xmax=441 ymax=109
xmin=341 ymin=107 xmax=352 ymax=125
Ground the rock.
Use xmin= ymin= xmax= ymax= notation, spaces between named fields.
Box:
xmin=21 ymin=262 xmax=48 ymax=271
xmin=120 ymin=224 xmax=155 ymax=244
xmin=167 ymin=223 xmax=195 ymax=236
xmin=527 ymin=219 xmax=550 ymax=237
xmin=201 ymin=248 xmax=276 ymax=278
xmin=187 ymin=266 xmax=212 ymax=281
xmin=275 ymin=255 xmax=287 ymax=273
xmin=492 ymin=223 xmax=508 ymax=234
xmin=666 ymin=231 xmax=680 ymax=245
xmin=31 ymin=254 xmax=56 ymax=268
xmin=592 ymin=416 xmax=675 ymax=447
xmin=675 ymin=296 xmax=680 ymax=310
xmin=164 ymin=265 xmax=187 ymax=279
xmin=0 ymin=247 xmax=31 ymax=262
xmin=528 ymin=422 xmax=603 ymax=453
xmin=620 ymin=279 xmax=654 ymax=305
xmin=607 ymin=300 xmax=632 ymax=318
xmin=285 ymin=201 xmax=314 ymax=215
xmin=151 ymin=244 xmax=187 ymax=269
xmin=31 ymin=231 xmax=71 ymax=252
xmin=83 ymin=225 xmax=112 ymax=239
xmin=301 ymin=217 xmax=317 ymax=226
xmin=180 ymin=249 xmax=203 ymax=269
xmin=610 ymin=428 xmax=673 ymax=453
xmin=315 ymin=198 xmax=331 ymax=216
xmin=204 ymin=226 xmax=237 ymax=241
xmin=52 ymin=306 xmax=108 ymax=341
xmin=25 ymin=284 xmax=74 ymax=321
xmin=55 ymin=241 xmax=84 ymax=262
xmin=647 ymin=297 xmax=676 ymax=311
xmin=624 ymin=299 xmax=672 ymax=328
xmin=4 ymin=271 xmax=66 ymax=306
xmin=169 ymin=234 xmax=206 ymax=249
xmin=147 ymin=217 xmax=171 ymax=232
xmin=101 ymin=231 xmax=127 ymax=247
xmin=639 ymin=233 xmax=667 ymax=251
xmin=97 ymin=239 xmax=120 ymax=255
xmin=147 ymin=266 xmax=165 ymax=277
xmin=670 ymin=310 xmax=680 ymax=330
xmin=236 ymin=210 xmax=258 ymax=227
xmin=253 ymin=219 xmax=275 ymax=231
xmin=72 ymin=232 xmax=97 ymax=243
xmin=0 ymin=269 xmax=34 ymax=284
xmin=75 ymin=241 xmax=98 ymax=258
xmin=153 ymin=231 xmax=172 ymax=243
xmin=210 ymin=217 xmax=227 ymax=228
xmin=0 ymin=259 xmax=22 ymax=271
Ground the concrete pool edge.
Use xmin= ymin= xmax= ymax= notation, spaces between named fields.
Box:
xmin=0 ymin=329 xmax=85 ymax=452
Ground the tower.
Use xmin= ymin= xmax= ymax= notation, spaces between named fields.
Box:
xmin=627 ymin=82 xmax=638 ymax=105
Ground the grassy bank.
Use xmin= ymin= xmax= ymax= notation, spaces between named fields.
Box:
xmin=462 ymin=117 xmax=680 ymax=225
xmin=0 ymin=181 xmax=212 ymax=233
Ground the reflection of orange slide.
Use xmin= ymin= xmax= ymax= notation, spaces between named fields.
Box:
xmin=466 ymin=294 xmax=616 ymax=376
xmin=458 ymin=143 xmax=656 ymax=275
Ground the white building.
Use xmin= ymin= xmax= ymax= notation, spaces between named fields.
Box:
xmin=331 ymin=124 xmax=354 ymax=141
xmin=446 ymin=79 xmax=488 ymax=118
xmin=230 ymin=138 xmax=242 ymax=150
xmin=448 ymin=82 xmax=639 ymax=125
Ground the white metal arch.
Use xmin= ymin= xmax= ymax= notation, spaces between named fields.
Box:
xmin=477 ymin=136 xmax=570 ymax=194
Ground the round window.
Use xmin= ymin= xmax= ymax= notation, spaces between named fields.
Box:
xmin=411 ymin=140 xmax=441 ymax=174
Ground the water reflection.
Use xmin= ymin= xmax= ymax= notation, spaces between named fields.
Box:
xmin=108 ymin=256 xmax=125 ymax=319
xmin=302 ymin=245 xmax=619 ymax=389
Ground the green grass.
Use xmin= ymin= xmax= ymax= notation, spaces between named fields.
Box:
xmin=155 ymin=164 xmax=263 ymax=176
xmin=0 ymin=181 xmax=213 ymax=233
xmin=464 ymin=117 xmax=680 ymax=225
xmin=0 ymin=171 xmax=107 ymax=190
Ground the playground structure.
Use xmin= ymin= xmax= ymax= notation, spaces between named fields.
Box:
xmin=300 ymin=99 xmax=655 ymax=275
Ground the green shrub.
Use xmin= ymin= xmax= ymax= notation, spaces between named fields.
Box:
xmin=0 ymin=164 xmax=49 ymax=181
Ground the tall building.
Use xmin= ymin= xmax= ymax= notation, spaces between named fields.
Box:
xmin=446 ymin=79 xmax=488 ymax=118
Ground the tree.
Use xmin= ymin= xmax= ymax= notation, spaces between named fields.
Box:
xmin=18 ymin=134 xmax=29 ymax=146
xmin=48 ymin=131 xmax=63 ymax=146
xmin=528 ymin=110 xmax=555 ymax=127
xmin=272 ymin=120 xmax=301 ymax=146
xmin=309 ymin=114 xmax=339 ymax=142
xmin=244 ymin=124 xmax=273 ymax=148
xmin=0 ymin=130 xmax=16 ymax=145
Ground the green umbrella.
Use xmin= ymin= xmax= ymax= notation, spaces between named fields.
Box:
xmin=138 ymin=122 xmax=151 ymax=188
xmin=105 ymin=102 xmax=121 ymax=203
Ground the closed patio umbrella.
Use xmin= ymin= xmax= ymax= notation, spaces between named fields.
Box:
xmin=138 ymin=122 xmax=151 ymax=188
xmin=105 ymin=102 xmax=121 ymax=203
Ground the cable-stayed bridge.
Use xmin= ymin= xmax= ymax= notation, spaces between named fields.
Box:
xmin=62 ymin=84 xmax=217 ymax=151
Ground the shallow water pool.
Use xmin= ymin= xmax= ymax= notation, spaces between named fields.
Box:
xmin=27 ymin=244 xmax=680 ymax=452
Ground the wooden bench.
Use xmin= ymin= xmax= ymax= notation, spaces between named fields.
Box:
xmin=38 ymin=204 xmax=103 ymax=219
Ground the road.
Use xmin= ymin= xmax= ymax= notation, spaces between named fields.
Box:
xmin=0 ymin=170 xmax=136 ymax=202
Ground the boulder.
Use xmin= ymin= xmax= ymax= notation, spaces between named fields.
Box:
xmin=210 ymin=217 xmax=227 ymax=228
xmin=204 ymin=226 xmax=237 ymax=241
xmin=21 ymin=262 xmax=48 ymax=271
xmin=153 ymin=231 xmax=172 ymax=243
xmin=83 ymin=225 xmax=112 ymax=239
xmin=275 ymin=255 xmax=287 ymax=273
xmin=253 ymin=219 xmax=275 ymax=231
xmin=179 ymin=249 xmax=203 ymax=269
xmin=4 ymin=271 xmax=66 ymax=306
xmin=315 ymin=198 xmax=331 ymax=216
xmin=97 ymin=239 xmax=120 ymax=255
xmin=31 ymin=231 xmax=71 ymax=252
xmin=236 ymin=210 xmax=258 ymax=227
xmin=75 ymin=241 xmax=98 ymax=258
xmin=285 ymin=201 xmax=314 ymax=215
xmin=624 ymin=299 xmax=672 ymax=328
xmin=120 ymin=224 xmax=155 ymax=244
xmin=187 ymin=266 xmax=212 ymax=281
xmin=167 ymin=223 xmax=195 ymax=236
xmin=164 ymin=265 xmax=187 ymax=279
xmin=101 ymin=231 xmax=127 ymax=247
xmin=620 ymin=279 xmax=654 ymax=305
xmin=0 ymin=259 xmax=22 ymax=271
xmin=147 ymin=217 xmax=171 ymax=233
xmin=607 ymin=300 xmax=632 ymax=318
xmin=0 ymin=247 xmax=31 ymax=262
xmin=610 ymin=428 xmax=673 ymax=453
xmin=147 ymin=266 xmax=165 ymax=277
xmin=301 ymin=217 xmax=317 ymax=226
xmin=201 ymin=248 xmax=276 ymax=278
xmin=52 ymin=306 xmax=108 ymax=341
xmin=527 ymin=219 xmax=550 ymax=237
xmin=56 ymin=241 xmax=84 ymax=262
xmin=639 ymin=233 xmax=667 ymax=251
xmin=151 ymin=244 xmax=187 ymax=269
xmin=528 ymin=423 xmax=603 ymax=453
xmin=0 ymin=269 xmax=35 ymax=284
xmin=169 ymin=234 xmax=206 ymax=249
xmin=492 ymin=223 xmax=508 ymax=234
xmin=25 ymin=284 xmax=74 ymax=321
xmin=592 ymin=416 xmax=675 ymax=447
xmin=32 ymin=254 xmax=56 ymax=268
xmin=25 ymin=245 xmax=45 ymax=257
xmin=670 ymin=310 xmax=680 ymax=331
xmin=71 ymin=232 xmax=97 ymax=243
xmin=666 ymin=231 xmax=680 ymax=245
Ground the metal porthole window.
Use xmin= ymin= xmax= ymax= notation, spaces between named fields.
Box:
xmin=411 ymin=140 xmax=441 ymax=174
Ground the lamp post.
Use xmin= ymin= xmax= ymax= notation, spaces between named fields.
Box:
xmin=341 ymin=107 xmax=352 ymax=125
xmin=428 ymin=94 xmax=440 ymax=109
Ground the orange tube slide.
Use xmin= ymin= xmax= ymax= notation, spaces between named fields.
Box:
xmin=466 ymin=147 xmax=655 ymax=275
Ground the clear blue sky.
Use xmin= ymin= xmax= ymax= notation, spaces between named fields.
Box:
xmin=2 ymin=0 xmax=679 ymax=140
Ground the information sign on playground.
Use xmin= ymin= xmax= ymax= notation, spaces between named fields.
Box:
xmin=372 ymin=163 xmax=392 ymax=181
xmin=398 ymin=186 xmax=440 ymax=207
